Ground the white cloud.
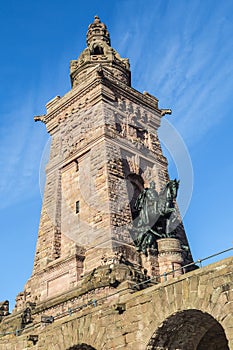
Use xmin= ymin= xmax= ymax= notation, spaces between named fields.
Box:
xmin=111 ymin=1 xmax=233 ymax=147
xmin=0 ymin=99 xmax=47 ymax=209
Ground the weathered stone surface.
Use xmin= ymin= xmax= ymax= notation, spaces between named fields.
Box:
xmin=1 ymin=16 xmax=231 ymax=350
xmin=1 ymin=256 xmax=232 ymax=349
xmin=10 ymin=15 xmax=195 ymax=314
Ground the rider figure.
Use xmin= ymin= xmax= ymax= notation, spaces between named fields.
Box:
xmin=135 ymin=180 xmax=159 ymax=227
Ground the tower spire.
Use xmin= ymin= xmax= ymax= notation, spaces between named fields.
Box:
xmin=86 ymin=16 xmax=111 ymax=47
xmin=70 ymin=16 xmax=131 ymax=88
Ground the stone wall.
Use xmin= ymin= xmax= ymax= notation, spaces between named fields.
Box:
xmin=0 ymin=256 xmax=232 ymax=349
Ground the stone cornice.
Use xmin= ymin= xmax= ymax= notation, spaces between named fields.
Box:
xmin=99 ymin=70 xmax=161 ymax=115
xmin=45 ymin=78 xmax=102 ymax=123
xmin=32 ymin=253 xmax=85 ymax=279
xmin=105 ymin=135 xmax=168 ymax=167
xmin=40 ymin=66 xmax=164 ymax=133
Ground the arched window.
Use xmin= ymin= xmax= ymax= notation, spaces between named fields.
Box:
xmin=91 ymin=44 xmax=104 ymax=55
xmin=126 ymin=173 xmax=144 ymax=220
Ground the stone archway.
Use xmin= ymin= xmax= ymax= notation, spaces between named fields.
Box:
xmin=147 ymin=309 xmax=229 ymax=350
xmin=67 ymin=345 xmax=96 ymax=350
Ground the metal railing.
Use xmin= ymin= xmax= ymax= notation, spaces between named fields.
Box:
xmin=134 ymin=246 xmax=233 ymax=287
xmin=0 ymin=246 xmax=232 ymax=338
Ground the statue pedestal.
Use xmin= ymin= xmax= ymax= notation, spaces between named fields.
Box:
xmin=157 ymin=238 xmax=183 ymax=282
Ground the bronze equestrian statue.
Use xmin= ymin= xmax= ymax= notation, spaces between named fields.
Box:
xmin=132 ymin=179 xmax=180 ymax=255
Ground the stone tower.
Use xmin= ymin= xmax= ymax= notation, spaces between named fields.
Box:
xmin=1 ymin=17 xmax=232 ymax=350
xmin=15 ymin=16 xmax=193 ymax=309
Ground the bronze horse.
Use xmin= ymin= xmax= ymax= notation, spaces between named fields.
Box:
xmin=133 ymin=179 xmax=180 ymax=254
xmin=156 ymin=179 xmax=179 ymax=236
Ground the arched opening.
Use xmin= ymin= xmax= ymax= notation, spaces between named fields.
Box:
xmin=197 ymin=322 xmax=229 ymax=350
xmin=126 ymin=172 xmax=144 ymax=220
xmin=147 ymin=309 xmax=229 ymax=350
xmin=91 ymin=44 xmax=104 ymax=55
xmin=67 ymin=344 xmax=96 ymax=350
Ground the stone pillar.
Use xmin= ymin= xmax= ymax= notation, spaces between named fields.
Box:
xmin=157 ymin=238 xmax=183 ymax=281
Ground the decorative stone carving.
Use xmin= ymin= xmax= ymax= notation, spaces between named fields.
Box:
xmin=0 ymin=301 xmax=9 ymax=322
xmin=70 ymin=16 xmax=130 ymax=88
xmin=21 ymin=307 xmax=32 ymax=328
xmin=126 ymin=154 xmax=140 ymax=174
xmin=101 ymin=252 xmax=124 ymax=266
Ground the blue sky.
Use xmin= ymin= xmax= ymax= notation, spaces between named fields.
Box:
xmin=0 ymin=0 xmax=233 ymax=310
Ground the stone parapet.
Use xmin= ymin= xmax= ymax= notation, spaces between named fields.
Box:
xmin=0 ymin=256 xmax=232 ymax=349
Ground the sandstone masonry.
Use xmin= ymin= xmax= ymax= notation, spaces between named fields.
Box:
xmin=0 ymin=16 xmax=232 ymax=350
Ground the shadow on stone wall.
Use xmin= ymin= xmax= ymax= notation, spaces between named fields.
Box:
xmin=147 ymin=309 xmax=229 ymax=350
